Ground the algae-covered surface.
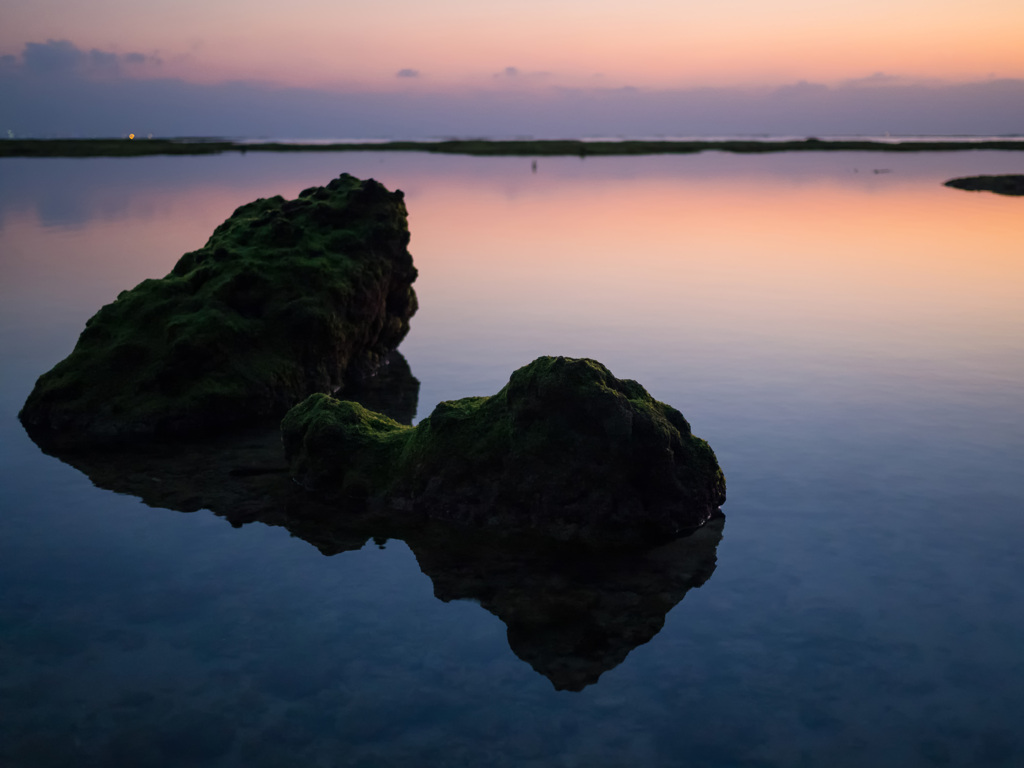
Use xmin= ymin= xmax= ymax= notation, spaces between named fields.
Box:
xmin=3 ymin=136 xmax=1024 ymax=158
xmin=283 ymin=356 xmax=725 ymax=542
xmin=0 ymin=138 xmax=237 ymax=157
xmin=19 ymin=173 xmax=418 ymax=443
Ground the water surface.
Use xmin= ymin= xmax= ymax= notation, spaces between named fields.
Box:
xmin=1 ymin=150 xmax=1023 ymax=767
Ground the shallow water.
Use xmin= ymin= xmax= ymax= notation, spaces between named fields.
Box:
xmin=1 ymin=150 xmax=1023 ymax=767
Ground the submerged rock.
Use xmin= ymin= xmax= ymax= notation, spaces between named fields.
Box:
xmin=19 ymin=174 xmax=417 ymax=443
xmin=283 ymin=355 xmax=726 ymax=543
xmin=944 ymin=174 xmax=1024 ymax=196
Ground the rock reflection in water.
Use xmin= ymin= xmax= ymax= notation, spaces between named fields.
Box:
xmin=409 ymin=516 xmax=722 ymax=690
xmin=25 ymin=350 xmax=420 ymax=527
xmin=23 ymin=350 xmax=723 ymax=690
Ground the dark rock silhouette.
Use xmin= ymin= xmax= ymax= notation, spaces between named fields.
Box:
xmin=944 ymin=174 xmax=1024 ymax=196
xmin=409 ymin=515 xmax=723 ymax=690
xmin=283 ymin=355 xmax=726 ymax=544
xmin=19 ymin=174 xmax=418 ymax=444
xmin=337 ymin=350 xmax=420 ymax=427
xmin=23 ymin=357 xmax=723 ymax=690
xmin=24 ymin=351 xmax=420 ymax=529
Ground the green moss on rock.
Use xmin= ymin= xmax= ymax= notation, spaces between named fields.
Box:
xmin=282 ymin=356 xmax=726 ymax=542
xmin=20 ymin=174 xmax=418 ymax=442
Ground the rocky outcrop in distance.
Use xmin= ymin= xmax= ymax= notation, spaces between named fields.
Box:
xmin=19 ymin=174 xmax=418 ymax=444
xmin=944 ymin=174 xmax=1024 ymax=196
xmin=283 ymin=355 xmax=726 ymax=544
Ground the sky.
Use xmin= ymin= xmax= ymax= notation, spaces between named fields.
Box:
xmin=1 ymin=0 xmax=1022 ymax=138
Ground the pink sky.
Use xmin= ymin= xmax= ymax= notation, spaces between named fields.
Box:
xmin=3 ymin=0 xmax=1023 ymax=137
xmin=3 ymin=0 xmax=1023 ymax=90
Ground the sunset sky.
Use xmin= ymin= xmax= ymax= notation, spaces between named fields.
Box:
xmin=1 ymin=0 xmax=1022 ymax=137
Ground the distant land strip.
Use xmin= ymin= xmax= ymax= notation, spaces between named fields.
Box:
xmin=3 ymin=137 xmax=1024 ymax=159
xmin=944 ymin=174 xmax=1024 ymax=196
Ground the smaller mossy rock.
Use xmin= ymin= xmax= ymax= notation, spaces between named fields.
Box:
xmin=944 ymin=174 xmax=1024 ymax=196
xmin=282 ymin=356 xmax=726 ymax=543
xmin=20 ymin=174 xmax=417 ymax=443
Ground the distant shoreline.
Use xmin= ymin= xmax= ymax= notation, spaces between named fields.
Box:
xmin=3 ymin=137 xmax=1024 ymax=159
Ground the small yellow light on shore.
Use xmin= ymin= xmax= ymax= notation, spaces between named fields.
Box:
xmin=128 ymin=133 xmax=135 ymax=140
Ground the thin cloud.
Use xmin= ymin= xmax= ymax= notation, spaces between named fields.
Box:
xmin=396 ymin=68 xmax=420 ymax=78
xmin=493 ymin=65 xmax=551 ymax=80
xmin=22 ymin=40 xmax=84 ymax=74
xmin=87 ymin=49 xmax=120 ymax=73
xmin=774 ymin=80 xmax=830 ymax=99
xmin=843 ymin=72 xmax=906 ymax=88
xmin=1 ymin=53 xmax=1021 ymax=139
xmin=9 ymin=40 xmax=159 ymax=78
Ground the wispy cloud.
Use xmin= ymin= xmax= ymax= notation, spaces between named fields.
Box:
xmin=1 ymin=42 xmax=1022 ymax=139
xmin=493 ymin=66 xmax=551 ymax=81
xmin=6 ymin=39 xmax=160 ymax=78
xmin=842 ymin=72 xmax=906 ymax=88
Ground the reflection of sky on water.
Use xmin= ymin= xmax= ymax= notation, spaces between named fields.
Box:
xmin=1 ymin=151 xmax=1023 ymax=766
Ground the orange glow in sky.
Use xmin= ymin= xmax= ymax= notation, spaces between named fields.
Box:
xmin=2 ymin=0 xmax=1023 ymax=89
xmin=404 ymin=162 xmax=1024 ymax=365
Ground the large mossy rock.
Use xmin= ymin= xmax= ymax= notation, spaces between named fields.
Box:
xmin=23 ymin=400 xmax=723 ymax=690
xmin=282 ymin=356 xmax=726 ymax=543
xmin=20 ymin=174 xmax=417 ymax=443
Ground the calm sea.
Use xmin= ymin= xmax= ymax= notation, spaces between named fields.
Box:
xmin=1 ymin=150 xmax=1022 ymax=767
